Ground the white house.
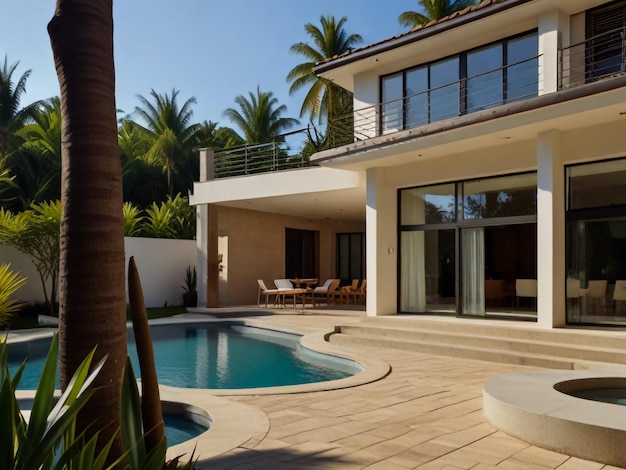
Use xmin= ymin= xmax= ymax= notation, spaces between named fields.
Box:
xmin=191 ymin=0 xmax=626 ymax=329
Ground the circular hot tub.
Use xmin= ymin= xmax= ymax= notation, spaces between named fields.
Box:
xmin=483 ymin=370 xmax=626 ymax=467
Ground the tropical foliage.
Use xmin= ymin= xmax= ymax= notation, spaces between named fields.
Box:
xmin=0 ymin=56 xmax=41 ymax=161
xmin=0 ymin=263 xmax=26 ymax=327
xmin=0 ymin=334 xmax=109 ymax=469
xmin=286 ymin=16 xmax=362 ymax=124
xmin=132 ymin=89 xmax=204 ymax=197
xmin=224 ymin=86 xmax=299 ymax=144
xmin=398 ymin=0 xmax=478 ymax=29
xmin=0 ymin=201 xmax=61 ymax=316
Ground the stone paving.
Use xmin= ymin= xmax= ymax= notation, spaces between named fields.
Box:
xmin=198 ymin=313 xmax=625 ymax=470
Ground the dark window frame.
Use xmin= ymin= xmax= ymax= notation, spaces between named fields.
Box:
xmin=380 ymin=30 xmax=538 ymax=133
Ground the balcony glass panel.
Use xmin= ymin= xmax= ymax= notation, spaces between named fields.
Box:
xmin=381 ymin=73 xmax=403 ymax=133
xmin=507 ymin=33 xmax=538 ymax=102
xmin=462 ymin=173 xmax=537 ymax=219
xmin=467 ymin=43 xmax=503 ymax=113
xmin=401 ymin=184 xmax=456 ymax=225
xmin=430 ymin=56 xmax=460 ymax=121
xmin=405 ymin=66 xmax=429 ymax=128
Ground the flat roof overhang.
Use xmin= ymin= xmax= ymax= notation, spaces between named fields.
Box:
xmin=315 ymin=0 xmax=609 ymax=91
xmin=189 ymin=166 xmax=366 ymax=223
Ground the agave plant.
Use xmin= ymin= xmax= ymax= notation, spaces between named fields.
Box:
xmin=0 ymin=334 xmax=110 ymax=469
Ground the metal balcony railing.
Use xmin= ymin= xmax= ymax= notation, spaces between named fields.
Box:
xmin=212 ymin=55 xmax=540 ymax=179
xmin=213 ymin=139 xmax=316 ymax=179
xmin=559 ymin=27 xmax=626 ymax=90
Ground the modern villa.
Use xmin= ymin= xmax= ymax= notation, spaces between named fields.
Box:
xmin=190 ymin=0 xmax=626 ymax=330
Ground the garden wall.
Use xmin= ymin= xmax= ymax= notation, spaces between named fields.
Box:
xmin=0 ymin=237 xmax=196 ymax=308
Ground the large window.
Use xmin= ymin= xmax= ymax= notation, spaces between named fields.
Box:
xmin=381 ymin=31 xmax=538 ymax=133
xmin=566 ymin=158 xmax=626 ymax=325
xmin=399 ymin=173 xmax=537 ymax=317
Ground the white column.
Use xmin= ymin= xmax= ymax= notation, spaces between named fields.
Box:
xmin=366 ymin=168 xmax=397 ymax=316
xmin=196 ymin=149 xmax=214 ymax=307
xmin=537 ymin=130 xmax=566 ymax=328
xmin=538 ymin=9 xmax=570 ymax=94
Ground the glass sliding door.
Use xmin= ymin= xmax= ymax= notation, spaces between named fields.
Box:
xmin=567 ymin=159 xmax=626 ymax=325
xmin=399 ymin=174 xmax=536 ymax=318
xmin=400 ymin=229 xmax=455 ymax=313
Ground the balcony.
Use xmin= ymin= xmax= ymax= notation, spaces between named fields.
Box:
xmin=559 ymin=26 xmax=626 ymax=90
xmin=212 ymin=55 xmax=544 ymax=179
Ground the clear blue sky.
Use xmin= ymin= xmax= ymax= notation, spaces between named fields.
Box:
xmin=2 ymin=1 xmax=409 ymax=130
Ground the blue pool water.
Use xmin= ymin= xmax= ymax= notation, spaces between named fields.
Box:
xmin=163 ymin=413 xmax=207 ymax=446
xmin=9 ymin=322 xmax=360 ymax=390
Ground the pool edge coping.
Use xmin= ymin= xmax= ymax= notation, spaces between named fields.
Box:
xmin=9 ymin=314 xmax=392 ymax=465
xmin=483 ymin=369 xmax=626 ymax=468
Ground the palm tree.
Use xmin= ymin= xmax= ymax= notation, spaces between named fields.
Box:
xmin=224 ymin=86 xmax=299 ymax=144
xmin=8 ymin=97 xmax=62 ymax=209
xmin=286 ymin=15 xmax=362 ymax=124
xmin=399 ymin=0 xmax=478 ymax=29
xmin=133 ymin=89 xmax=202 ymax=197
xmin=0 ymin=56 xmax=41 ymax=161
xmin=48 ymin=0 xmax=127 ymax=457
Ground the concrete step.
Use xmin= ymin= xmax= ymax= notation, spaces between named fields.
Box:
xmin=358 ymin=316 xmax=626 ymax=350
xmin=328 ymin=333 xmax=578 ymax=370
xmin=335 ymin=324 xmax=626 ymax=366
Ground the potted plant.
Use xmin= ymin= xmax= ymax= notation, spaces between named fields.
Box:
xmin=181 ymin=265 xmax=197 ymax=308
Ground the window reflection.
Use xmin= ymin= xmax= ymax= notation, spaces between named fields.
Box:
xmin=430 ymin=57 xmax=460 ymax=121
xmin=401 ymin=184 xmax=456 ymax=225
xmin=462 ymin=174 xmax=537 ymax=219
xmin=467 ymin=43 xmax=503 ymax=112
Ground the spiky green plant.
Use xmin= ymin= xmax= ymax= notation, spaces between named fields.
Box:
xmin=0 ymin=334 xmax=110 ymax=469
xmin=0 ymin=264 xmax=26 ymax=328
xmin=123 ymin=202 xmax=144 ymax=237
xmin=140 ymin=202 xmax=175 ymax=239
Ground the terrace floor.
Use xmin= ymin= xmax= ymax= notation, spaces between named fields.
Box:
xmin=182 ymin=310 xmax=626 ymax=470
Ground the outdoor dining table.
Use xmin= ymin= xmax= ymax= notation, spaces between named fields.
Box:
xmin=289 ymin=278 xmax=318 ymax=289
xmin=278 ymin=288 xmax=308 ymax=311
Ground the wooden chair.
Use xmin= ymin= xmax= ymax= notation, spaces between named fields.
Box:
xmin=312 ymin=279 xmax=341 ymax=306
xmin=351 ymin=279 xmax=367 ymax=305
xmin=336 ymin=279 xmax=359 ymax=304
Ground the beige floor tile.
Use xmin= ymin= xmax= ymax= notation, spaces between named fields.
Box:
xmin=333 ymin=432 xmax=387 ymax=450
xmin=556 ymin=457 xmax=604 ymax=470
xmin=510 ymin=446 xmax=569 ymax=468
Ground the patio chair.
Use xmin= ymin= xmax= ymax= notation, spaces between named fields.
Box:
xmin=335 ymin=279 xmax=359 ymax=304
xmin=351 ymin=279 xmax=367 ymax=305
xmin=257 ymin=280 xmax=280 ymax=308
xmin=312 ymin=279 xmax=341 ymax=306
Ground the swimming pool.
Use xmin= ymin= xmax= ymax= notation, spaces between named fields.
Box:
xmin=8 ymin=321 xmax=362 ymax=390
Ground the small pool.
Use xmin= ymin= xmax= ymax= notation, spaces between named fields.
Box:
xmin=9 ymin=321 xmax=361 ymax=390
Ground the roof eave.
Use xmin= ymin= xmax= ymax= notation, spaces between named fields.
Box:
xmin=313 ymin=0 xmax=533 ymax=76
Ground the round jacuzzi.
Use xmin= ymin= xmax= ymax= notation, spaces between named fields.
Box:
xmin=483 ymin=370 xmax=626 ymax=468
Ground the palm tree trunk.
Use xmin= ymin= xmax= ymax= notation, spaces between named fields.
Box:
xmin=48 ymin=0 xmax=126 ymax=458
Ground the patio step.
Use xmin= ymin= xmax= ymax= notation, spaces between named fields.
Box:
xmin=327 ymin=318 xmax=626 ymax=371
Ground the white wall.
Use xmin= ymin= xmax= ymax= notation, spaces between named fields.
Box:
xmin=0 ymin=237 xmax=197 ymax=309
